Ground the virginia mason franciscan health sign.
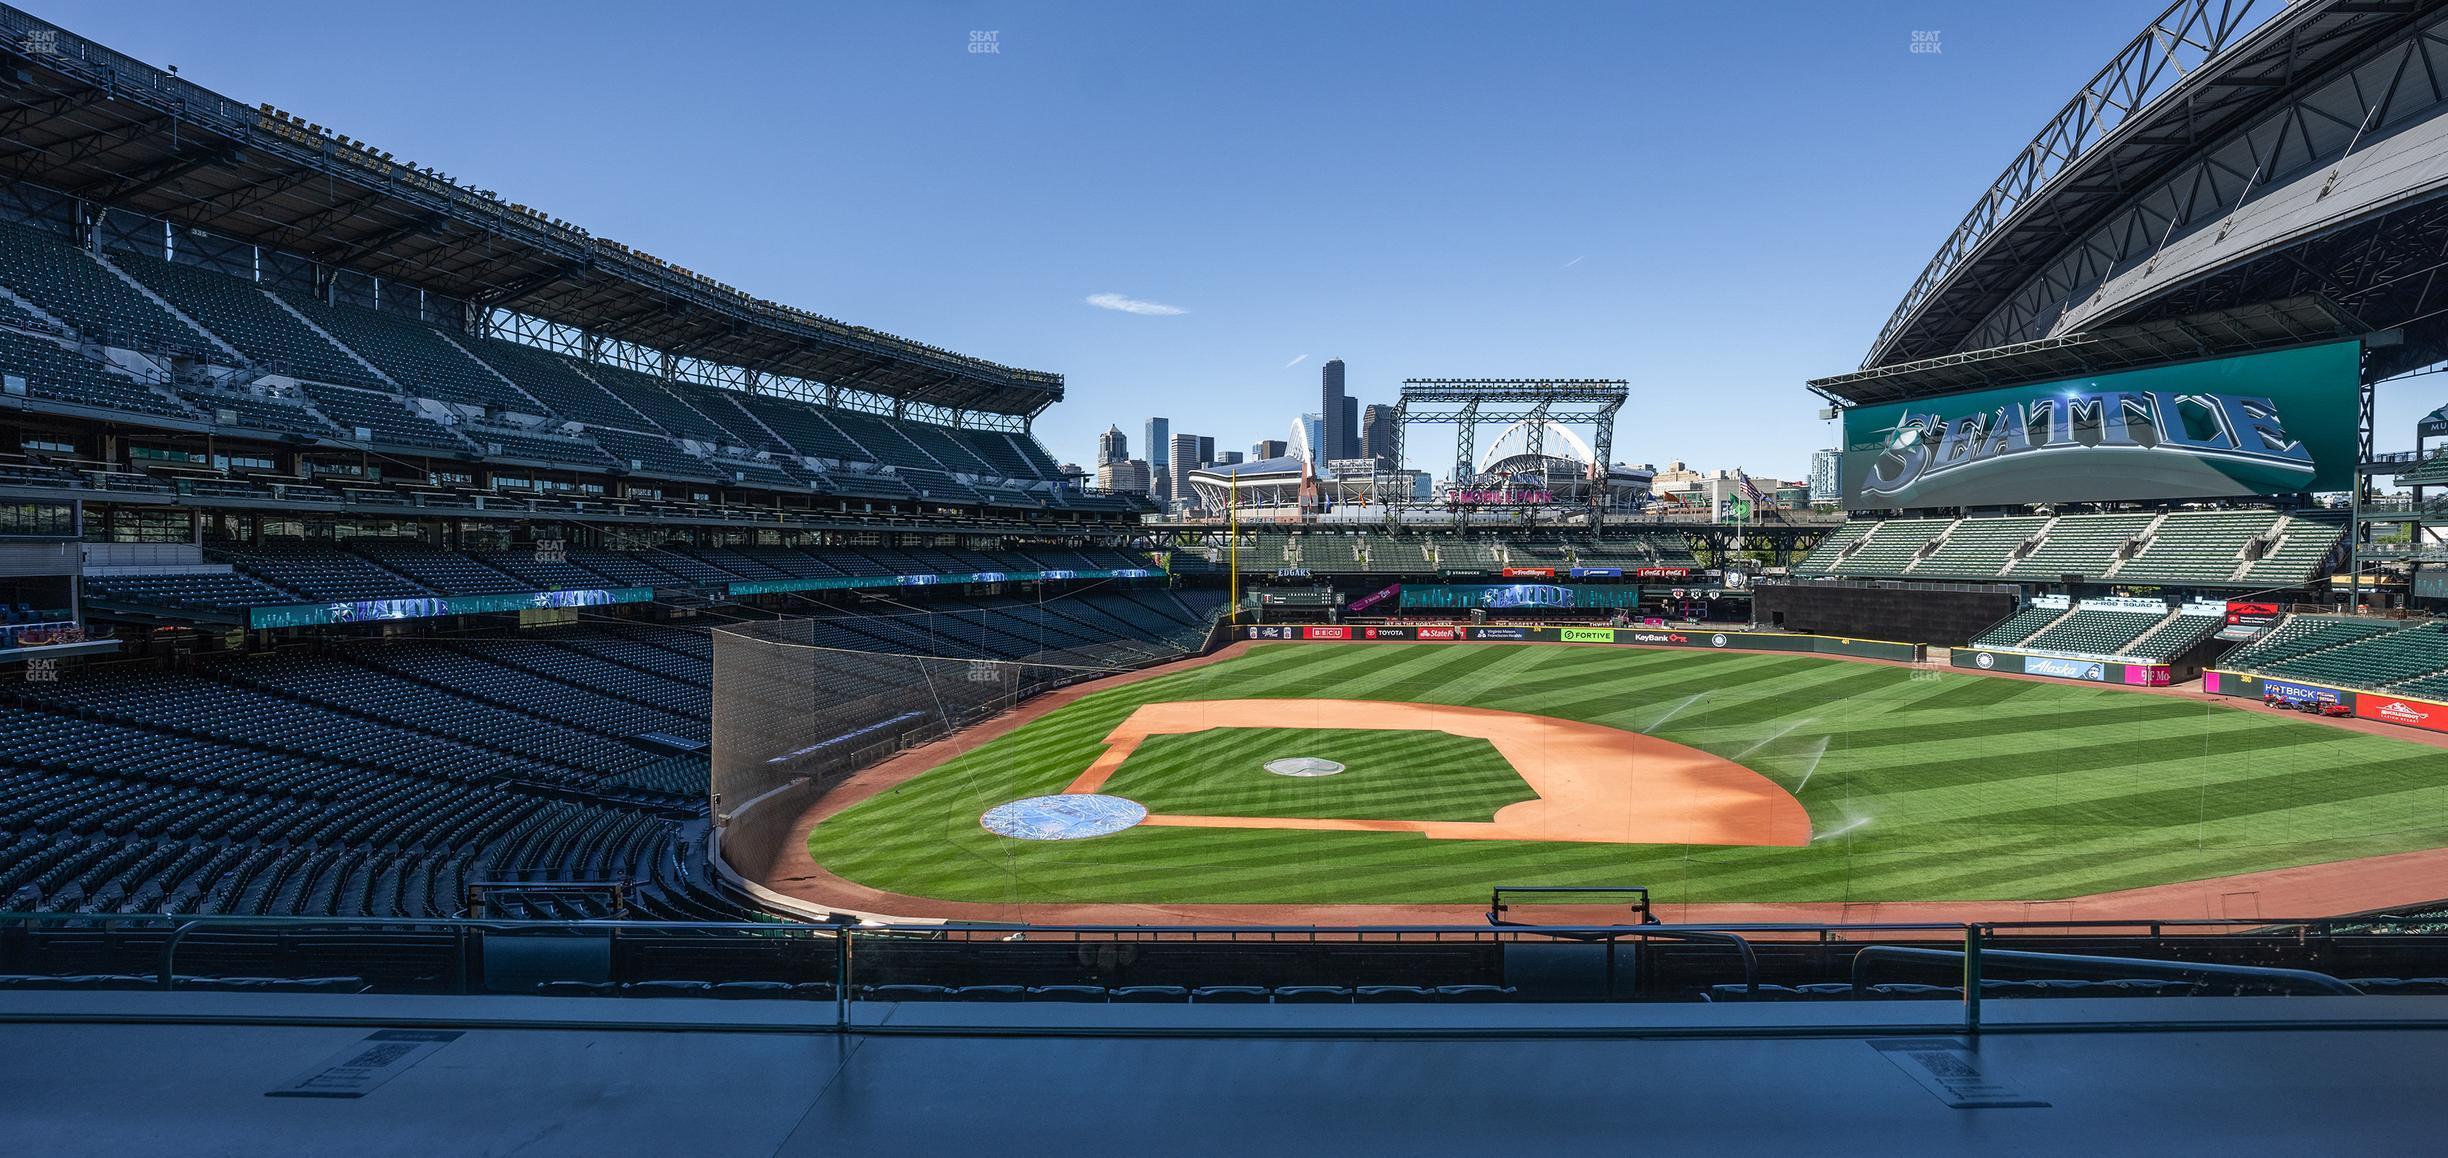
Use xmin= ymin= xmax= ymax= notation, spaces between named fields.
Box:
xmin=1840 ymin=340 xmax=2360 ymax=508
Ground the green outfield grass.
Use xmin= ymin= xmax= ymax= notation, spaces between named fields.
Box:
xmin=807 ymin=642 xmax=2448 ymax=907
xmin=1099 ymin=726 xmax=1535 ymax=822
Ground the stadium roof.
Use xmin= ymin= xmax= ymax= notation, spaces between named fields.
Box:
xmin=1867 ymin=0 xmax=2441 ymax=369
xmin=1194 ymin=456 xmax=1307 ymax=479
xmin=1809 ymin=296 xmax=2367 ymax=408
xmin=0 ymin=5 xmax=1060 ymax=417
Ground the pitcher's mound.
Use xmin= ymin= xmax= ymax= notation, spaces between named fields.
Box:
xmin=1264 ymin=757 xmax=1347 ymax=777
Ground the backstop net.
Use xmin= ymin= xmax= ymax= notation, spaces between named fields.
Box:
xmin=709 ymin=618 xmax=1161 ymax=903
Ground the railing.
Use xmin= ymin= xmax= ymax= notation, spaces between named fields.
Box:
xmin=0 ymin=912 xmax=2438 ymax=1040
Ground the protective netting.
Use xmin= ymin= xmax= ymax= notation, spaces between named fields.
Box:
xmin=709 ymin=619 xmax=1158 ymax=890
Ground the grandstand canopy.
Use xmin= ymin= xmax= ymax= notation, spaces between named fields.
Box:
xmin=1866 ymin=0 xmax=2431 ymax=370
xmin=1809 ymin=297 xmax=2367 ymax=409
xmin=0 ymin=6 xmax=1060 ymax=417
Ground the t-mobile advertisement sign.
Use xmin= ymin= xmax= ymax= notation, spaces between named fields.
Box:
xmin=1348 ymin=583 xmax=1402 ymax=613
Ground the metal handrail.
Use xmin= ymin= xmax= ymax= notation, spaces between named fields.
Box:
xmin=8 ymin=911 xmax=2446 ymax=938
xmin=1851 ymin=945 xmax=2364 ymax=997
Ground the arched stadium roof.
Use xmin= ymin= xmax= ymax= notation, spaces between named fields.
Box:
xmin=0 ymin=5 xmax=1060 ymax=417
xmin=1867 ymin=0 xmax=2448 ymax=378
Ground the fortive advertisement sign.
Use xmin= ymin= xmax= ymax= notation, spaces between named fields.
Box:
xmin=2357 ymin=695 xmax=2448 ymax=733
xmin=1559 ymin=627 xmax=1616 ymax=644
xmin=1841 ymin=339 xmax=2360 ymax=507
xmin=1301 ymin=626 xmax=1351 ymax=640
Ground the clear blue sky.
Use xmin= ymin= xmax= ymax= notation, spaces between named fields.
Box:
xmin=42 ymin=0 xmax=2227 ymax=480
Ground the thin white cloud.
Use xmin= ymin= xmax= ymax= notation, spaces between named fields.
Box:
xmin=1086 ymin=292 xmax=1186 ymax=316
xmin=1562 ymin=255 xmax=1585 ymax=269
xmin=1282 ymin=354 xmax=1308 ymax=369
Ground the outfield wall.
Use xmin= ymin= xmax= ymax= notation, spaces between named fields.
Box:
xmin=1951 ymin=647 xmax=2174 ymax=687
xmin=2205 ymin=669 xmax=2448 ymax=736
xmin=1239 ymin=623 xmax=1921 ymax=662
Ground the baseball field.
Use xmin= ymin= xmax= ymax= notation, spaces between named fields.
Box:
xmin=802 ymin=641 xmax=2448 ymax=912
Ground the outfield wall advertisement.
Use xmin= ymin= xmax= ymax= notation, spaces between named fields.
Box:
xmin=1243 ymin=623 xmax=1918 ymax=662
xmin=1950 ymin=647 xmax=2171 ymax=686
xmin=1841 ymin=340 xmax=2361 ymax=508
xmin=2204 ymin=669 xmax=2448 ymax=738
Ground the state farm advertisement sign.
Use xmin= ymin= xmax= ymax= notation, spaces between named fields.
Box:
xmin=1413 ymin=626 xmax=1458 ymax=640
xmin=2357 ymin=695 xmax=2448 ymax=734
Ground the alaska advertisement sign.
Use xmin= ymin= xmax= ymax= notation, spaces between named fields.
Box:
xmin=1841 ymin=340 xmax=2360 ymax=508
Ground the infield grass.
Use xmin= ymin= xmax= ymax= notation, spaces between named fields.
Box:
xmin=808 ymin=642 xmax=2448 ymax=907
xmin=1098 ymin=726 xmax=1536 ymax=822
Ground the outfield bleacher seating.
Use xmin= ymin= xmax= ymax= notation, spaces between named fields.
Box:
xmin=2113 ymin=510 xmax=2280 ymax=585
xmin=2019 ymin=608 xmax=2167 ymax=657
xmin=1831 ymin=519 xmax=1951 ymax=576
xmin=2127 ymin=612 xmax=2222 ymax=662
xmin=2003 ymin=513 xmax=2157 ymax=580
xmin=2217 ymin=615 xmax=2398 ymax=671
xmin=1972 ymin=604 xmax=2066 ymax=649
xmin=1792 ymin=521 xmax=1873 ymax=577
xmin=1910 ymin=516 xmax=2047 ymax=579
xmin=2239 ymin=619 xmax=2448 ymax=690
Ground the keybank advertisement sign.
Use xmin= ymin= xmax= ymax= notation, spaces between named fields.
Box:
xmin=1841 ymin=340 xmax=2359 ymax=507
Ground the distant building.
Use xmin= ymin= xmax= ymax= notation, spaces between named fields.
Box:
xmin=1300 ymin=413 xmax=1323 ymax=466
xmin=1361 ymin=403 xmax=1396 ymax=468
xmin=1170 ymin=432 xmax=1202 ymax=511
xmin=1098 ymin=424 xmax=1128 ymax=465
xmin=1341 ymin=396 xmax=1360 ymax=460
xmin=1215 ymin=450 xmax=1244 ymax=465
xmin=1195 ymin=435 xmax=1215 ymax=467
xmin=1146 ymin=417 xmax=1170 ymax=471
xmin=1808 ymin=448 xmax=1841 ymax=503
xmin=1096 ymin=458 xmax=1152 ymax=495
xmin=1252 ymin=439 xmax=1288 ymax=460
xmin=1320 ymin=360 xmax=1349 ymax=466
